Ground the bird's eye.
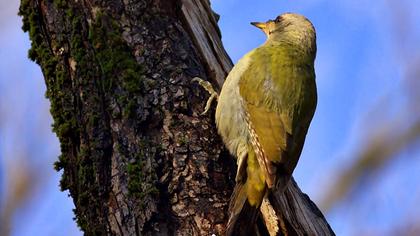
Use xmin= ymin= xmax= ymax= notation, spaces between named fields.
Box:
xmin=275 ymin=16 xmax=283 ymax=22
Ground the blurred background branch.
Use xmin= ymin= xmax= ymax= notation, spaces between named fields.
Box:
xmin=1 ymin=158 xmax=38 ymax=236
xmin=320 ymin=0 xmax=420 ymax=232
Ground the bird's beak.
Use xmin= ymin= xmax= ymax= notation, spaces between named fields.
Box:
xmin=250 ymin=22 xmax=267 ymax=30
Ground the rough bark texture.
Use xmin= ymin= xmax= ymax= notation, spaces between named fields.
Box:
xmin=270 ymin=179 xmax=335 ymax=235
xmin=19 ymin=0 xmax=334 ymax=235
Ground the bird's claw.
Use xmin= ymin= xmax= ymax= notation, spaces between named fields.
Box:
xmin=192 ymin=77 xmax=219 ymax=115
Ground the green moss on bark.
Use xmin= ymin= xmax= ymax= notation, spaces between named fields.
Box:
xmin=19 ymin=0 xmax=78 ymax=176
xmin=20 ymin=0 xmax=155 ymax=233
xmin=127 ymin=152 xmax=159 ymax=204
xmin=88 ymin=11 xmax=146 ymax=118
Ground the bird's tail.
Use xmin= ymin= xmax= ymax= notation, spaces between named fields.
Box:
xmin=226 ymin=181 xmax=261 ymax=236
xmin=226 ymin=147 xmax=267 ymax=236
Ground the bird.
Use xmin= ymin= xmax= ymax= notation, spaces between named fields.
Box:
xmin=193 ymin=13 xmax=317 ymax=235
xmin=194 ymin=12 xmax=317 ymax=235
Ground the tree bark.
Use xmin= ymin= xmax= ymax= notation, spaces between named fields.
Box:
xmin=19 ymin=0 xmax=334 ymax=235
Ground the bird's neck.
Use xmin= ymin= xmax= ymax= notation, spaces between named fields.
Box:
xmin=265 ymin=32 xmax=316 ymax=61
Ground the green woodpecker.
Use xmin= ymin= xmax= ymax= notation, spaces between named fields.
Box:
xmin=214 ymin=13 xmax=317 ymax=233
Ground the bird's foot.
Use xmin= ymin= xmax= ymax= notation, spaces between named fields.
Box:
xmin=192 ymin=77 xmax=219 ymax=115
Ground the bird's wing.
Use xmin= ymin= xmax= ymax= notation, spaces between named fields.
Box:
xmin=238 ymin=47 xmax=310 ymax=188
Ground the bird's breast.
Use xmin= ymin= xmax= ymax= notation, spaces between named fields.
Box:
xmin=215 ymin=51 xmax=256 ymax=157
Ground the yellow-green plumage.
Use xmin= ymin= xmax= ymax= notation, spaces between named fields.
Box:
xmin=245 ymin=144 xmax=266 ymax=206
xmin=216 ymin=13 xmax=317 ymax=234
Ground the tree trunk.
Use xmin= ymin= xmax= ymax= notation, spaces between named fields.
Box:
xmin=19 ymin=0 xmax=334 ymax=235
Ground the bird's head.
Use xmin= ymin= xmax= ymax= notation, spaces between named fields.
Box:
xmin=251 ymin=13 xmax=316 ymax=55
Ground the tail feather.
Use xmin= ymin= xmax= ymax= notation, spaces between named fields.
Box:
xmin=227 ymin=145 xmax=269 ymax=235
xmin=226 ymin=181 xmax=260 ymax=236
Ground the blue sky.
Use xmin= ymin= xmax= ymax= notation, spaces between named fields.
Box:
xmin=1 ymin=0 xmax=419 ymax=235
